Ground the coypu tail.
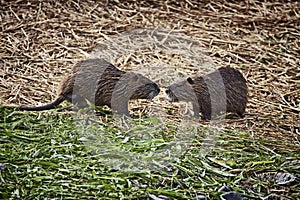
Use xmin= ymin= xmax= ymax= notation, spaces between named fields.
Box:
xmin=18 ymin=96 xmax=65 ymax=111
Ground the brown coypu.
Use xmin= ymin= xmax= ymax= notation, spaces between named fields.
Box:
xmin=15 ymin=58 xmax=160 ymax=116
xmin=166 ymin=66 xmax=247 ymax=120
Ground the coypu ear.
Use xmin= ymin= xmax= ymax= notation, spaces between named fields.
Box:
xmin=187 ymin=77 xmax=194 ymax=84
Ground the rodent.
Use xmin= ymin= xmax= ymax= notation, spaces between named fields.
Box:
xmin=12 ymin=58 xmax=160 ymax=116
xmin=165 ymin=66 xmax=247 ymax=120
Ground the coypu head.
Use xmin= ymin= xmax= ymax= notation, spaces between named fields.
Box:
xmin=128 ymin=73 xmax=160 ymax=100
xmin=165 ymin=76 xmax=198 ymax=103
xmin=111 ymin=72 xmax=160 ymax=115
xmin=113 ymin=72 xmax=160 ymax=101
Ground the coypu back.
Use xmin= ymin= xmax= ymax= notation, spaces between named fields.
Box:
xmin=166 ymin=66 xmax=247 ymax=120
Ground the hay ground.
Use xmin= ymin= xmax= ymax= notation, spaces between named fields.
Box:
xmin=1 ymin=0 xmax=299 ymax=137
xmin=0 ymin=0 xmax=299 ymax=199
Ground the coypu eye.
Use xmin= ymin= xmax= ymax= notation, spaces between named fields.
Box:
xmin=134 ymin=76 xmax=138 ymax=82
xmin=187 ymin=77 xmax=194 ymax=84
xmin=131 ymin=74 xmax=139 ymax=82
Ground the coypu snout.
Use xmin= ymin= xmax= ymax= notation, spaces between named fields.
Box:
xmin=165 ymin=88 xmax=178 ymax=102
xmin=131 ymin=82 xmax=160 ymax=100
xmin=147 ymin=82 xmax=160 ymax=99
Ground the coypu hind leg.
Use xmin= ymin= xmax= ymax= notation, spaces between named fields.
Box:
xmin=237 ymin=104 xmax=247 ymax=118
xmin=236 ymin=111 xmax=245 ymax=118
xmin=64 ymin=93 xmax=89 ymax=108
xmin=201 ymin=111 xmax=212 ymax=121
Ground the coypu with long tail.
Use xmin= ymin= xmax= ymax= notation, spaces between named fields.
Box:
xmin=10 ymin=59 xmax=160 ymax=116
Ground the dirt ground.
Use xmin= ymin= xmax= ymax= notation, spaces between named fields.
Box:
xmin=0 ymin=1 xmax=299 ymax=144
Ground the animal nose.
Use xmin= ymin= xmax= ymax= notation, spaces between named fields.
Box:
xmin=157 ymin=86 xmax=160 ymax=93
xmin=150 ymin=83 xmax=160 ymax=93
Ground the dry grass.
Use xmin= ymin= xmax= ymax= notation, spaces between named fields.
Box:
xmin=1 ymin=0 xmax=299 ymax=144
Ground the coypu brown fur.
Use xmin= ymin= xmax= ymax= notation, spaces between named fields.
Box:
xmin=166 ymin=67 xmax=247 ymax=120
xmin=16 ymin=58 xmax=160 ymax=116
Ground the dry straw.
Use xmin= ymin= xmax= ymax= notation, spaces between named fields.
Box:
xmin=0 ymin=1 xmax=299 ymax=143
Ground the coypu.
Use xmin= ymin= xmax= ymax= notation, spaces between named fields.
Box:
xmin=166 ymin=67 xmax=247 ymax=120
xmin=13 ymin=58 xmax=160 ymax=116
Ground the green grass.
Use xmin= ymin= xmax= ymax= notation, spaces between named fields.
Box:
xmin=0 ymin=107 xmax=299 ymax=199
